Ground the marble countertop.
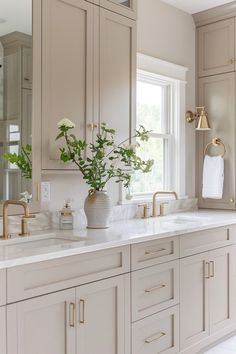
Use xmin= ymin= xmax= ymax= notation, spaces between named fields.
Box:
xmin=1 ymin=209 xmax=236 ymax=269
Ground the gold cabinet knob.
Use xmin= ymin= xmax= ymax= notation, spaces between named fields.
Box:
xmin=229 ymin=58 xmax=235 ymax=64
xmin=230 ymin=198 xmax=235 ymax=203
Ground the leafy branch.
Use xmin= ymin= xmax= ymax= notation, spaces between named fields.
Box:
xmin=56 ymin=119 xmax=154 ymax=191
xmin=3 ymin=144 xmax=32 ymax=179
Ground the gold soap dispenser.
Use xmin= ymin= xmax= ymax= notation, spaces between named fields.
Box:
xmin=59 ymin=200 xmax=74 ymax=230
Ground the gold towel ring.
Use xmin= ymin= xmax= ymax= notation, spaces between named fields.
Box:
xmin=204 ymin=138 xmax=226 ymax=157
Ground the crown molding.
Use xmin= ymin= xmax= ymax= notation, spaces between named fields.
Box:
xmin=193 ymin=1 xmax=236 ymax=27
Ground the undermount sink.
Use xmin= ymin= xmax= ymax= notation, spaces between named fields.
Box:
xmin=0 ymin=234 xmax=88 ymax=258
xmin=160 ymin=215 xmax=209 ymax=225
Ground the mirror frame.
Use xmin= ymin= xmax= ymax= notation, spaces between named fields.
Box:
xmin=0 ymin=0 xmax=41 ymax=215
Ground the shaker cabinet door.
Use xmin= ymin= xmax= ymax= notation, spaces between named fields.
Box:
xmin=198 ymin=18 xmax=235 ymax=77
xmin=209 ymin=246 xmax=236 ymax=334
xmin=76 ymin=274 xmax=130 ymax=354
xmin=41 ymin=0 xmax=94 ymax=169
xmin=180 ymin=253 xmax=210 ymax=350
xmin=99 ymin=8 xmax=136 ymax=144
xmin=7 ymin=289 xmax=76 ymax=354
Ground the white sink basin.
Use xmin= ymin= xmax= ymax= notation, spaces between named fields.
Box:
xmin=0 ymin=234 xmax=88 ymax=258
xmin=160 ymin=215 xmax=210 ymax=225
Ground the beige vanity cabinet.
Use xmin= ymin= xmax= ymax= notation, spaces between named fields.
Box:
xmin=0 ymin=307 xmax=6 ymax=354
xmin=6 ymin=274 xmax=130 ymax=354
xmin=7 ymin=288 xmax=76 ymax=354
xmin=76 ymin=274 xmax=130 ymax=354
xmin=99 ymin=0 xmax=137 ymax=19
xmin=180 ymin=245 xmax=236 ymax=351
xmin=41 ymin=0 xmax=94 ymax=169
xmin=198 ymin=18 xmax=235 ymax=77
xmin=99 ymin=8 xmax=136 ymax=143
xmin=197 ymin=72 xmax=236 ymax=210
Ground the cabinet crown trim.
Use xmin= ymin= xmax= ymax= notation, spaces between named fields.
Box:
xmin=194 ymin=2 xmax=236 ymax=27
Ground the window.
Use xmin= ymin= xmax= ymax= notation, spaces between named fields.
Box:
xmin=121 ymin=53 xmax=187 ymax=202
xmin=130 ymin=72 xmax=172 ymax=195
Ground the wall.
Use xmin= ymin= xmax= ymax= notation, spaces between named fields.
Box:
xmin=42 ymin=0 xmax=196 ymax=212
xmin=137 ymin=0 xmax=196 ymax=198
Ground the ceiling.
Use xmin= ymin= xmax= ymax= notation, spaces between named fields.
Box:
xmin=161 ymin=0 xmax=235 ymax=14
xmin=0 ymin=0 xmax=32 ymax=37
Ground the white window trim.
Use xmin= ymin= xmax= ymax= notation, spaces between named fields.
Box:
xmin=119 ymin=53 xmax=188 ymax=204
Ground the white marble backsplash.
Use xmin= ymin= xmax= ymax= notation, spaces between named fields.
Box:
xmin=0 ymin=198 xmax=198 ymax=234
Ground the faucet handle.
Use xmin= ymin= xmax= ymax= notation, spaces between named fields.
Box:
xmin=138 ymin=204 xmax=150 ymax=219
xmin=160 ymin=202 xmax=169 ymax=217
xmin=19 ymin=214 xmax=36 ymax=237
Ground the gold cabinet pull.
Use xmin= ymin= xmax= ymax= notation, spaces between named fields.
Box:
xmin=210 ymin=261 xmax=215 ymax=278
xmin=229 ymin=58 xmax=235 ymax=64
xmin=87 ymin=123 xmax=98 ymax=131
xmin=204 ymin=261 xmax=210 ymax=279
xmin=145 ymin=284 xmax=166 ymax=293
xmin=145 ymin=331 xmax=166 ymax=344
xmin=69 ymin=302 xmax=75 ymax=328
xmin=145 ymin=248 xmax=166 ymax=255
xmin=79 ymin=299 xmax=85 ymax=324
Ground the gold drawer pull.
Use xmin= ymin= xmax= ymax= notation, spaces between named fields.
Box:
xmin=79 ymin=299 xmax=85 ymax=324
xmin=145 ymin=248 xmax=166 ymax=255
xmin=69 ymin=302 xmax=75 ymax=328
xmin=145 ymin=331 xmax=166 ymax=344
xmin=145 ymin=284 xmax=166 ymax=293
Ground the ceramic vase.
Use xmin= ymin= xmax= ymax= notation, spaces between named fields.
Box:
xmin=84 ymin=190 xmax=112 ymax=229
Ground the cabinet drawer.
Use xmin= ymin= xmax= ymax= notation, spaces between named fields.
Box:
xmin=7 ymin=246 xmax=130 ymax=303
xmin=180 ymin=226 xmax=236 ymax=257
xmin=131 ymin=237 xmax=179 ymax=270
xmin=132 ymin=306 xmax=179 ymax=354
xmin=0 ymin=270 xmax=6 ymax=306
xmin=132 ymin=260 xmax=179 ymax=321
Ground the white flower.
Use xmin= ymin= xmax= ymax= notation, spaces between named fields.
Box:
xmin=123 ymin=144 xmax=139 ymax=152
xmin=20 ymin=191 xmax=32 ymax=203
xmin=57 ymin=118 xmax=75 ymax=129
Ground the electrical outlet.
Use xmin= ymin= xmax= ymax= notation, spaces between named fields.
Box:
xmin=41 ymin=182 xmax=51 ymax=202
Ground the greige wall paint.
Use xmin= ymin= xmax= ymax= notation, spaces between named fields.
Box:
xmin=137 ymin=0 xmax=196 ymax=198
xmin=42 ymin=0 xmax=196 ymax=211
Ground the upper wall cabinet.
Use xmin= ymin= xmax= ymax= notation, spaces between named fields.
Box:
xmin=99 ymin=0 xmax=136 ymax=19
xmin=41 ymin=0 xmax=94 ymax=170
xmin=99 ymin=9 xmax=136 ymax=143
xmin=198 ymin=18 xmax=235 ymax=77
xmin=41 ymin=0 xmax=136 ymax=170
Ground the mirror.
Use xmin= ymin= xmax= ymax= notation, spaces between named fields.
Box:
xmin=0 ymin=0 xmax=32 ymax=203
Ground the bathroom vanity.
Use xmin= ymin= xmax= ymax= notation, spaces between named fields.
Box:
xmin=0 ymin=211 xmax=236 ymax=354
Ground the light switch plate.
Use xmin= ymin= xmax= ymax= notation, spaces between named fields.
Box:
xmin=41 ymin=182 xmax=51 ymax=202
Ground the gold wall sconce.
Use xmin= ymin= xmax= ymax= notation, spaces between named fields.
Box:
xmin=186 ymin=106 xmax=211 ymax=131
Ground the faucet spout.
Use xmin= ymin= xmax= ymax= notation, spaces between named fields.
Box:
xmin=1 ymin=200 xmax=32 ymax=240
xmin=152 ymin=191 xmax=178 ymax=217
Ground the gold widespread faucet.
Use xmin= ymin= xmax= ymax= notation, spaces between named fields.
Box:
xmin=152 ymin=191 xmax=178 ymax=217
xmin=1 ymin=200 xmax=35 ymax=240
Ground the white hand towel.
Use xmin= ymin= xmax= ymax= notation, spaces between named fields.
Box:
xmin=202 ymin=155 xmax=224 ymax=199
